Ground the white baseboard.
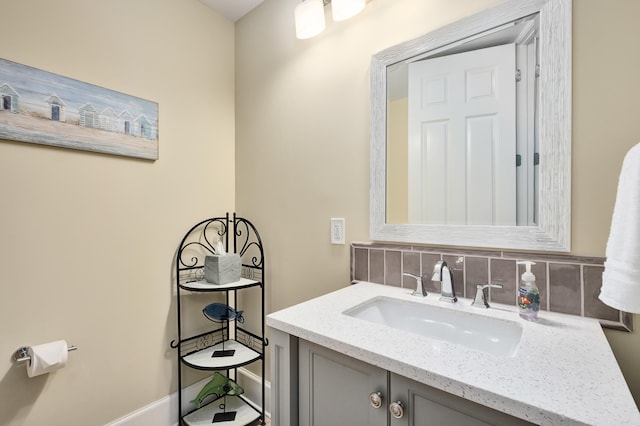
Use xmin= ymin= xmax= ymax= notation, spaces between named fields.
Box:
xmin=236 ymin=367 xmax=271 ymax=416
xmin=105 ymin=393 xmax=178 ymax=426
xmin=105 ymin=368 xmax=270 ymax=426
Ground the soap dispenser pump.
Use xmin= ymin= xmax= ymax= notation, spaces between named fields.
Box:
xmin=518 ymin=261 xmax=540 ymax=321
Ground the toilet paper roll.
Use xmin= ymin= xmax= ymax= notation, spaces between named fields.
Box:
xmin=27 ymin=340 xmax=68 ymax=378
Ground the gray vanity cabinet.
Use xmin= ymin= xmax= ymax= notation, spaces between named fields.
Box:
xmin=299 ymin=340 xmax=387 ymax=426
xmin=292 ymin=338 xmax=532 ymax=426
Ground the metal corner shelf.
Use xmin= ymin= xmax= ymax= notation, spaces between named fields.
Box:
xmin=172 ymin=213 xmax=267 ymax=426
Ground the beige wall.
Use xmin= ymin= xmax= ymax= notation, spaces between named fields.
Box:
xmin=387 ymin=98 xmax=408 ymax=224
xmin=573 ymin=0 xmax=640 ymax=406
xmin=0 ymin=1 xmax=235 ymax=425
xmin=236 ymin=0 xmax=640 ymax=406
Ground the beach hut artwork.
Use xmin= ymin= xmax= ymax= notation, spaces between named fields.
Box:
xmin=0 ymin=58 xmax=158 ymax=160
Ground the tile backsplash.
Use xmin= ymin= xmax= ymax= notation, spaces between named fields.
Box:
xmin=351 ymin=242 xmax=632 ymax=331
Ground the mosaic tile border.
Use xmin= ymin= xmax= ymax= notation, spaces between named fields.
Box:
xmin=350 ymin=242 xmax=632 ymax=331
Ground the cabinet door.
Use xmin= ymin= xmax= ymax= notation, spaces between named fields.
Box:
xmin=299 ymin=340 xmax=387 ymax=426
xmin=389 ymin=373 xmax=532 ymax=426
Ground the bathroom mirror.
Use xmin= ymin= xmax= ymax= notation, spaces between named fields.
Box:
xmin=370 ymin=0 xmax=571 ymax=251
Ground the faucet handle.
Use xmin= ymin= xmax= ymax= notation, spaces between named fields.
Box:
xmin=403 ymin=273 xmax=427 ymax=297
xmin=403 ymin=272 xmax=421 ymax=280
xmin=471 ymin=284 xmax=503 ymax=309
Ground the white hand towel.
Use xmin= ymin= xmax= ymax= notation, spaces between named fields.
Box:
xmin=599 ymin=142 xmax=640 ymax=313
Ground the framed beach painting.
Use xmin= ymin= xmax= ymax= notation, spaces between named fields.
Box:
xmin=0 ymin=58 xmax=158 ymax=160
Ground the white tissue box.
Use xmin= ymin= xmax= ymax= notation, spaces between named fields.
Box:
xmin=204 ymin=254 xmax=241 ymax=285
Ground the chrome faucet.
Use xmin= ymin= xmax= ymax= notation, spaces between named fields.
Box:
xmin=471 ymin=284 xmax=503 ymax=308
xmin=403 ymin=272 xmax=427 ymax=297
xmin=432 ymin=261 xmax=457 ymax=303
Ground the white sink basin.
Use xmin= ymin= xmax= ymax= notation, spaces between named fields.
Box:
xmin=344 ymin=296 xmax=522 ymax=357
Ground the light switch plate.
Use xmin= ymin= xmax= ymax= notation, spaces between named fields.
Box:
xmin=330 ymin=218 xmax=345 ymax=245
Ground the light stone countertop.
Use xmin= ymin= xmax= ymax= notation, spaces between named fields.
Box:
xmin=266 ymin=281 xmax=640 ymax=426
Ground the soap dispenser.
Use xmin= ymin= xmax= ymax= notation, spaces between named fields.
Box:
xmin=518 ymin=261 xmax=540 ymax=321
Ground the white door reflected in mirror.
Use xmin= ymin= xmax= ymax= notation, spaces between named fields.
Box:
xmin=404 ymin=44 xmax=519 ymax=225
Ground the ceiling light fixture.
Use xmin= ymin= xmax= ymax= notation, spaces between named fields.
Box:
xmin=295 ymin=0 xmax=325 ymax=40
xmin=294 ymin=0 xmax=367 ymax=40
xmin=331 ymin=0 xmax=365 ymax=21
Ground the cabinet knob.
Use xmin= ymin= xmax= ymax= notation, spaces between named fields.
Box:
xmin=369 ymin=391 xmax=383 ymax=409
xmin=389 ymin=401 xmax=405 ymax=419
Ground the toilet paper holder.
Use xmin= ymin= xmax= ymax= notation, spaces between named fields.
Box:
xmin=13 ymin=345 xmax=78 ymax=364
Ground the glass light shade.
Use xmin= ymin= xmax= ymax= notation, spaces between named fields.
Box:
xmin=331 ymin=0 xmax=366 ymax=21
xmin=295 ymin=0 xmax=326 ymax=40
